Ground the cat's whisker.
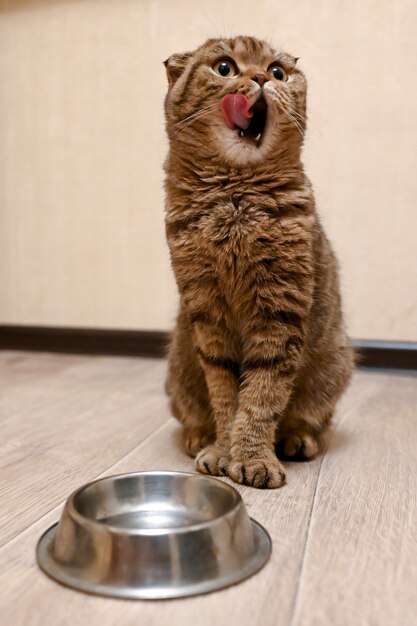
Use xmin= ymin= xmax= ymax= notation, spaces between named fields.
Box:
xmin=278 ymin=95 xmax=307 ymax=125
xmin=286 ymin=107 xmax=306 ymax=125
xmin=268 ymin=94 xmax=307 ymax=130
xmin=275 ymin=96 xmax=305 ymax=137
xmin=277 ymin=92 xmax=305 ymax=116
xmin=171 ymin=111 xmax=213 ymax=134
xmin=171 ymin=113 xmax=213 ymax=135
xmin=286 ymin=112 xmax=305 ymax=137
xmin=172 ymin=103 xmax=221 ymax=134
xmin=175 ymin=104 xmax=220 ymax=128
xmin=286 ymin=110 xmax=306 ymax=135
xmin=285 ymin=104 xmax=307 ymax=126
xmin=278 ymin=104 xmax=305 ymax=137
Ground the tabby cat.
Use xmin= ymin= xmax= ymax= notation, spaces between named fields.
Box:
xmin=163 ymin=36 xmax=354 ymax=489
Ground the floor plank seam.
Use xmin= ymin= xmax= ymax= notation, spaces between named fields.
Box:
xmin=0 ymin=418 xmax=171 ymax=552
xmin=287 ymin=454 xmax=325 ymax=626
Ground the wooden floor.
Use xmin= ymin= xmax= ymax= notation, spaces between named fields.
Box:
xmin=0 ymin=351 xmax=416 ymax=626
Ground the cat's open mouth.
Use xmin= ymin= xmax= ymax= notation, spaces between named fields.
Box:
xmin=237 ymin=95 xmax=268 ymax=145
xmin=221 ymin=93 xmax=268 ymax=147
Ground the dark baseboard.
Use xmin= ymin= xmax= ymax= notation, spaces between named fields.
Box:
xmin=0 ymin=325 xmax=170 ymax=358
xmin=0 ymin=325 xmax=416 ymax=370
xmin=352 ymin=340 xmax=417 ymax=371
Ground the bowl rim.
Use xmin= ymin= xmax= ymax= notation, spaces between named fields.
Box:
xmin=64 ymin=470 xmax=244 ymax=536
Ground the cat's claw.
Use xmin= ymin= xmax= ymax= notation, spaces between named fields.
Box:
xmin=195 ymin=445 xmax=229 ymax=476
xmin=228 ymin=458 xmax=286 ymax=489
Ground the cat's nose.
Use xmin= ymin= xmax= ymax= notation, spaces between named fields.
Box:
xmin=251 ymin=73 xmax=269 ymax=87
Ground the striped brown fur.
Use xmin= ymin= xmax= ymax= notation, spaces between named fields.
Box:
xmin=163 ymin=36 xmax=354 ymax=489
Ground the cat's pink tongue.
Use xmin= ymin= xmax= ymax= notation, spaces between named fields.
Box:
xmin=220 ymin=94 xmax=252 ymax=130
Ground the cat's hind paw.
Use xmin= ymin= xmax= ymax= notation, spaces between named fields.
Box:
xmin=228 ymin=458 xmax=286 ymax=489
xmin=276 ymin=431 xmax=319 ymax=461
xmin=195 ymin=445 xmax=229 ymax=476
xmin=183 ymin=429 xmax=215 ymax=458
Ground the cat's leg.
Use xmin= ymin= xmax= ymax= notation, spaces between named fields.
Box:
xmin=169 ymin=258 xmax=239 ymax=474
xmin=276 ymin=344 xmax=354 ymax=460
xmin=190 ymin=319 xmax=240 ymax=477
xmin=227 ymin=308 xmax=311 ymax=489
xmin=167 ymin=313 xmax=215 ymax=457
xmin=227 ymin=363 xmax=293 ymax=489
xmin=194 ymin=364 xmax=238 ymax=477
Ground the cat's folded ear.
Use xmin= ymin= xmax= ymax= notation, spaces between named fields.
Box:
xmin=163 ymin=52 xmax=192 ymax=86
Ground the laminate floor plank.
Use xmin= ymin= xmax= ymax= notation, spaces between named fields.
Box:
xmin=0 ymin=352 xmax=169 ymax=545
xmin=291 ymin=373 xmax=417 ymax=626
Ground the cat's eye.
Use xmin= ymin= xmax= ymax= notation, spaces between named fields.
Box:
xmin=268 ymin=65 xmax=287 ymax=81
xmin=213 ymin=59 xmax=237 ymax=78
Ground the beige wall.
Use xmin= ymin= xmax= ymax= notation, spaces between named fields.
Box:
xmin=1 ymin=0 xmax=416 ymax=339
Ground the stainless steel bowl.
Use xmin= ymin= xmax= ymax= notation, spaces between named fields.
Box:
xmin=36 ymin=471 xmax=271 ymax=599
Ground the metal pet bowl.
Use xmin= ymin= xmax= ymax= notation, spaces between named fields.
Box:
xmin=36 ymin=471 xmax=271 ymax=599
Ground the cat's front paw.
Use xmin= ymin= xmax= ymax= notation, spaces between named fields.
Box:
xmin=228 ymin=457 xmax=286 ymax=489
xmin=195 ymin=445 xmax=229 ymax=476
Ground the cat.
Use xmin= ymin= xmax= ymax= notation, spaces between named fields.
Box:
xmin=163 ymin=36 xmax=354 ymax=489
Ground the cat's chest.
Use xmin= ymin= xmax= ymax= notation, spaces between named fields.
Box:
xmin=169 ymin=196 xmax=314 ymax=308
xmin=196 ymin=201 xmax=285 ymax=299
xmin=199 ymin=200 xmax=277 ymax=254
